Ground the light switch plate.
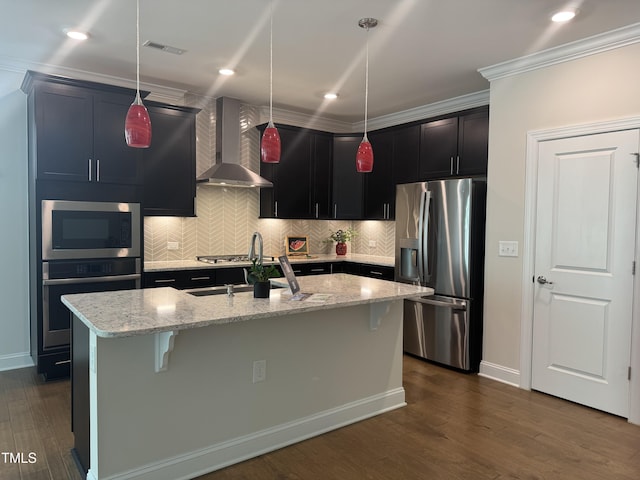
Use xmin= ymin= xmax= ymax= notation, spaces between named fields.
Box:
xmin=167 ymin=241 xmax=179 ymax=250
xmin=498 ymin=241 xmax=518 ymax=257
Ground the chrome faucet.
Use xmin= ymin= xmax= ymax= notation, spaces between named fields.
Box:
xmin=248 ymin=231 xmax=263 ymax=265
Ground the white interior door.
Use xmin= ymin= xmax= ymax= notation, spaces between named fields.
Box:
xmin=532 ymin=129 xmax=639 ymax=417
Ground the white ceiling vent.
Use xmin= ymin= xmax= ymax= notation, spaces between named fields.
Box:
xmin=142 ymin=40 xmax=186 ymax=55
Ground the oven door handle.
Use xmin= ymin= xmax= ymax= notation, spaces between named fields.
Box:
xmin=43 ymin=273 xmax=141 ymax=286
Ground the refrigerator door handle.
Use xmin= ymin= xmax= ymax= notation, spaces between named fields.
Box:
xmin=411 ymin=295 xmax=467 ymax=311
xmin=417 ymin=191 xmax=428 ymax=284
xmin=420 ymin=190 xmax=432 ymax=284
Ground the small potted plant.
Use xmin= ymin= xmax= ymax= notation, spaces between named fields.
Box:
xmin=246 ymin=259 xmax=280 ymax=298
xmin=324 ymin=227 xmax=358 ymax=256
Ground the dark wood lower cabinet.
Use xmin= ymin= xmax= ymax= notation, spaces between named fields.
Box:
xmin=71 ymin=316 xmax=90 ymax=474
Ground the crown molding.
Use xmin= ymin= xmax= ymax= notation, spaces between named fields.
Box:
xmin=357 ymin=90 xmax=490 ymax=132
xmin=256 ymin=90 xmax=490 ymax=134
xmin=479 ymin=22 xmax=640 ymax=82
xmin=0 ymin=55 xmax=187 ymax=104
xmin=257 ymin=105 xmax=354 ymax=133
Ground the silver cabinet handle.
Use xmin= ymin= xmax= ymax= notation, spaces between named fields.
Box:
xmin=274 ymin=201 xmax=278 ymax=218
xmin=55 ymin=359 xmax=71 ymax=366
xmin=88 ymin=159 xmax=92 ymax=181
xmin=537 ymin=276 xmax=554 ymax=285
xmin=154 ymin=278 xmax=176 ymax=284
xmin=315 ymin=203 xmax=319 ymax=218
xmin=369 ymin=270 xmax=384 ymax=276
xmin=310 ymin=268 xmax=325 ymax=273
xmin=456 ymin=155 xmax=460 ymax=174
xmin=96 ymin=159 xmax=100 ymax=182
xmin=450 ymin=156 xmax=454 ymax=175
xmin=334 ymin=203 xmax=338 ymax=219
xmin=190 ymin=276 xmax=211 ymax=281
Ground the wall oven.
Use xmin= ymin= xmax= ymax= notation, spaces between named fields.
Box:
xmin=37 ymin=200 xmax=141 ymax=379
xmin=42 ymin=258 xmax=141 ymax=350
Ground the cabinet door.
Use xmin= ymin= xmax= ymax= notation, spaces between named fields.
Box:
xmin=259 ymin=161 xmax=277 ymax=218
xmin=332 ymin=136 xmax=363 ymax=219
xmin=457 ymin=110 xmax=489 ymax=176
xmin=142 ymin=104 xmax=197 ymax=216
xmin=34 ymin=83 xmax=93 ymax=182
xmin=365 ymin=130 xmax=394 ymax=219
xmin=312 ymin=133 xmax=333 ymax=219
xmin=419 ymin=117 xmax=458 ymax=179
xmin=274 ymin=127 xmax=313 ymax=218
xmin=393 ymin=125 xmax=420 ymax=185
xmin=93 ymin=92 xmax=142 ymax=185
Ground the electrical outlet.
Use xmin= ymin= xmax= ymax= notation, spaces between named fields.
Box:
xmin=498 ymin=241 xmax=518 ymax=257
xmin=253 ymin=360 xmax=266 ymax=383
xmin=368 ymin=240 xmax=376 ymax=248
xmin=167 ymin=241 xmax=179 ymax=250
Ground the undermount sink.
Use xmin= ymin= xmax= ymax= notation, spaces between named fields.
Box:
xmin=184 ymin=283 xmax=283 ymax=297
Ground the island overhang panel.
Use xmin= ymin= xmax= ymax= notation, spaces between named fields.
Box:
xmin=63 ymin=274 xmax=431 ymax=480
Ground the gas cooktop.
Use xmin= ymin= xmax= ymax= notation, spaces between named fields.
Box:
xmin=196 ymin=255 xmax=275 ymax=264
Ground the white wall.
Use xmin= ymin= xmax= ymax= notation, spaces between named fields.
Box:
xmin=0 ymin=70 xmax=32 ymax=370
xmin=482 ymin=42 xmax=640 ymax=379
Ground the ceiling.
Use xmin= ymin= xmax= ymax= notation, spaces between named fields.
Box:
xmin=2 ymin=0 xmax=640 ymax=122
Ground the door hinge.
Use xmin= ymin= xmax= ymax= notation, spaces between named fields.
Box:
xmin=633 ymin=261 xmax=636 ymax=275
xmin=632 ymin=153 xmax=640 ymax=169
xmin=629 ymin=366 xmax=632 ymax=381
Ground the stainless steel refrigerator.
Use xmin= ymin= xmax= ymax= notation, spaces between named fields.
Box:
xmin=395 ymin=178 xmax=486 ymax=371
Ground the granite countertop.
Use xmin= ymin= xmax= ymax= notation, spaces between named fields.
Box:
xmin=62 ymin=273 xmax=430 ymax=338
xmin=144 ymin=253 xmax=394 ymax=272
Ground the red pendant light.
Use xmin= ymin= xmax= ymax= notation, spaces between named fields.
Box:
xmin=125 ymin=0 xmax=151 ymax=148
xmin=356 ymin=133 xmax=374 ymax=172
xmin=261 ymin=0 xmax=280 ymax=163
xmin=356 ymin=18 xmax=377 ymax=173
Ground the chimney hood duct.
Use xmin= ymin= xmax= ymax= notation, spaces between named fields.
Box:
xmin=196 ymin=97 xmax=273 ymax=188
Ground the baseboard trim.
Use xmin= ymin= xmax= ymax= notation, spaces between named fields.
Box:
xmin=0 ymin=352 xmax=34 ymax=372
xmin=478 ymin=360 xmax=521 ymax=388
xmin=91 ymin=388 xmax=406 ymax=480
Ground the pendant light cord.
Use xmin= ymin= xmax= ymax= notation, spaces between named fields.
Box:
xmin=364 ymin=25 xmax=370 ymax=138
xmin=269 ymin=0 xmax=274 ymax=124
xmin=135 ymin=0 xmax=141 ymax=102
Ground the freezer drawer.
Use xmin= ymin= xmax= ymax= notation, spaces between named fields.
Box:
xmin=403 ymin=295 xmax=471 ymax=370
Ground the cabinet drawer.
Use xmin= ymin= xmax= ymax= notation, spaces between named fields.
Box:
xmin=357 ymin=264 xmax=394 ymax=281
xmin=143 ymin=271 xmax=182 ymax=288
xmin=184 ymin=271 xmax=216 ymax=288
xmin=38 ymin=351 xmax=71 ymax=380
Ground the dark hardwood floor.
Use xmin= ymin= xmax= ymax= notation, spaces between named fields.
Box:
xmin=1 ymin=355 xmax=639 ymax=480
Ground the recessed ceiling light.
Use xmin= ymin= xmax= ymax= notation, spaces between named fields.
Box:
xmin=218 ymin=68 xmax=235 ymax=76
xmin=324 ymin=93 xmax=338 ymax=100
xmin=551 ymin=10 xmax=576 ymax=22
xmin=65 ymin=30 xmax=89 ymax=40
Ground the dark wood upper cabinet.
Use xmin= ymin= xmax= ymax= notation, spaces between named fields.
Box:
xmin=457 ymin=110 xmax=490 ymax=176
xmin=22 ymin=71 xmax=143 ymax=186
xmin=366 ymin=124 xmax=420 ymax=220
xmin=332 ymin=135 xmax=363 ymax=220
xmin=366 ymin=130 xmax=394 ymax=220
xmin=141 ymin=102 xmax=199 ymax=217
xmin=392 ymin=125 xmax=420 ymax=185
xmin=259 ymin=125 xmax=333 ymax=219
xmin=419 ymin=107 xmax=489 ymax=180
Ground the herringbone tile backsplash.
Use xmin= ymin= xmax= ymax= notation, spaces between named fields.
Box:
xmin=144 ymin=97 xmax=395 ymax=262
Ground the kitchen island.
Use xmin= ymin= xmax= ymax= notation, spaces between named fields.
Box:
xmin=62 ymin=273 xmax=431 ymax=480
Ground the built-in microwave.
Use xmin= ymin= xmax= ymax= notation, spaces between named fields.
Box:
xmin=41 ymin=200 xmax=141 ymax=260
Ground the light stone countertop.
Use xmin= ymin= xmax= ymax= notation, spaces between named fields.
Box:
xmin=144 ymin=253 xmax=395 ymax=272
xmin=62 ymin=273 xmax=431 ymax=338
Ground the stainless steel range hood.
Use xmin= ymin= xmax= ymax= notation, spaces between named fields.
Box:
xmin=196 ymin=97 xmax=273 ymax=188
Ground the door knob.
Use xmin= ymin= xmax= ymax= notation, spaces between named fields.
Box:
xmin=537 ymin=275 xmax=554 ymax=285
